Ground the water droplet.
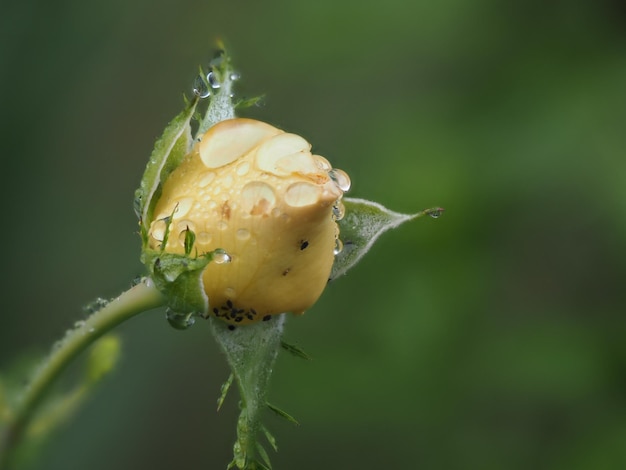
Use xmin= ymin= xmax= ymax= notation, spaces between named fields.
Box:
xmin=236 ymin=228 xmax=251 ymax=240
xmin=236 ymin=161 xmax=251 ymax=176
xmin=332 ymin=201 xmax=345 ymax=221
xmin=285 ymin=182 xmax=321 ymax=207
xmin=133 ymin=192 xmax=142 ymax=218
xmin=222 ymin=174 xmax=234 ymax=188
xmin=428 ymin=208 xmax=444 ymax=219
xmin=328 ymin=168 xmax=351 ymax=192
xmin=150 ymin=219 xmax=168 ymax=242
xmin=313 ymin=155 xmax=332 ymax=171
xmin=166 ymin=309 xmax=196 ymax=330
xmin=193 ymin=75 xmax=210 ymax=98
xmin=229 ymin=72 xmax=241 ymax=81
xmin=256 ymin=133 xmax=311 ymax=176
xmin=74 ymin=320 xmax=86 ymax=329
xmin=217 ymin=220 xmax=229 ymax=231
xmin=83 ymin=297 xmax=109 ymax=314
xmin=199 ymin=172 xmax=216 ymax=188
xmin=207 ymin=70 xmax=221 ymax=89
xmin=241 ymin=181 xmax=277 ymax=215
xmin=334 ymin=238 xmax=344 ymax=255
xmin=224 ymin=287 xmax=236 ymax=297
xmin=197 ymin=231 xmax=212 ymax=244
xmin=213 ymin=249 xmax=232 ymax=264
xmin=175 ymin=220 xmax=196 ymax=235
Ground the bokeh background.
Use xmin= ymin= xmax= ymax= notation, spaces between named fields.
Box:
xmin=2 ymin=0 xmax=626 ymax=469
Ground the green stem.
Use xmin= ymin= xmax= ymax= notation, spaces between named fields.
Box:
xmin=0 ymin=278 xmax=166 ymax=469
xmin=209 ymin=314 xmax=286 ymax=469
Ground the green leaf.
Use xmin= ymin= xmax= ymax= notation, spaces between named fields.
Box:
xmin=260 ymin=425 xmax=278 ymax=452
xmin=217 ymin=373 xmax=234 ymax=411
xmin=266 ymin=403 xmax=299 ymax=426
xmin=280 ymin=341 xmax=312 ymax=361
xmin=234 ymin=95 xmax=265 ymax=110
xmin=85 ymin=335 xmax=121 ymax=383
xmin=255 ymin=442 xmax=272 ymax=469
xmin=331 ymin=198 xmax=443 ymax=281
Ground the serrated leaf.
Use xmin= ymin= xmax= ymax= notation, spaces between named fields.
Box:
xmin=331 ymin=198 xmax=443 ymax=281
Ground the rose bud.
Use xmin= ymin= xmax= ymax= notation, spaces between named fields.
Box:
xmin=146 ymin=118 xmax=350 ymax=324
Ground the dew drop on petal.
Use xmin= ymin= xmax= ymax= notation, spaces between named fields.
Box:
xmin=196 ymin=231 xmax=212 ymax=244
xmin=314 ymin=155 xmax=332 ymax=171
xmin=256 ymin=133 xmax=311 ymax=175
xmin=174 ymin=198 xmax=194 ymax=218
xmin=150 ymin=219 xmax=168 ymax=242
xmin=332 ymin=201 xmax=346 ymax=221
xmin=328 ymin=168 xmax=351 ymax=192
xmin=199 ymin=172 xmax=216 ymax=188
xmin=285 ymin=182 xmax=321 ymax=207
xmin=236 ymin=228 xmax=251 ymax=240
xmin=334 ymin=238 xmax=344 ymax=255
xmin=193 ymin=75 xmax=210 ymax=98
xmin=241 ymin=181 xmax=277 ymax=215
xmin=236 ymin=161 xmax=251 ymax=176
xmin=213 ymin=249 xmax=232 ymax=264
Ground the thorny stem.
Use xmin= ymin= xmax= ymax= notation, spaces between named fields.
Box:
xmin=0 ymin=278 xmax=165 ymax=470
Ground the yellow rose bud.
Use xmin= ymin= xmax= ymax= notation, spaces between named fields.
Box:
xmin=147 ymin=118 xmax=350 ymax=324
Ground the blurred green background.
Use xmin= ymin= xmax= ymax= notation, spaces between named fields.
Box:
xmin=2 ymin=0 xmax=626 ymax=469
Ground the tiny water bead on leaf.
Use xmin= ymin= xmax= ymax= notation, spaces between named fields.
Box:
xmin=193 ymin=74 xmax=211 ymax=99
xmin=146 ymin=118 xmax=351 ymax=325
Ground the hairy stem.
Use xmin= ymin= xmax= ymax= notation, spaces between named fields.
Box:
xmin=209 ymin=314 xmax=286 ymax=469
xmin=0 ymin=278 xmax=165 ymax=469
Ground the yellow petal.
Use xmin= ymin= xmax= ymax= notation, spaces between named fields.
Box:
xmin=148 ymin=118 xmax=349 ymax=324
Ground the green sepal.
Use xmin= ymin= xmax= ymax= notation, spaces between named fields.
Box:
xmin=196 ymin=49 xmax=237 ymax=137
xmin=134 ymin=96 xmax=199 ymax=239
xmin=331 ymin=198 xmax=443 ymax=281
xmin=142 ymin=249 xmax=211 ymax=315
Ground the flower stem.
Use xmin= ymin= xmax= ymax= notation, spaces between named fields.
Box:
xmin=0 ymin=278 xmax=166 ymax=469
xmin=209 ymin=314 xmax=286 ymax=469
